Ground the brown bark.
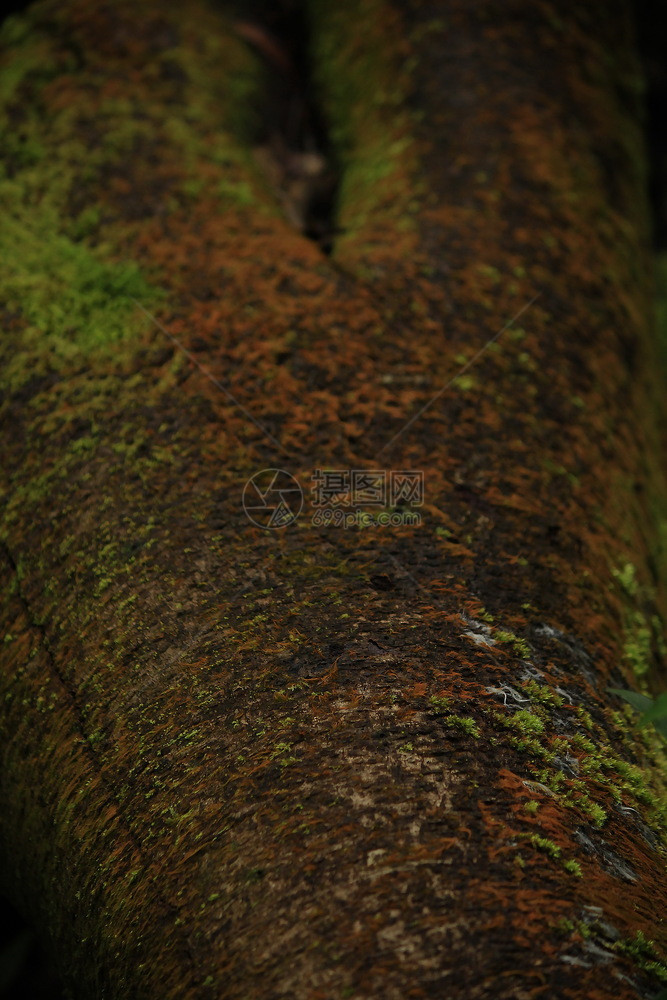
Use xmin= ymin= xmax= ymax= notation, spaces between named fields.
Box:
xmin=1 ymin=0 xmax=666 ymax=997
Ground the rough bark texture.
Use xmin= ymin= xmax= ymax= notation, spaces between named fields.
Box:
xmin=1 ymin=0 xmax=666 ymax=998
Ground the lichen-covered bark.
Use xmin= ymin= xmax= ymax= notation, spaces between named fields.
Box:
xmin=0 ymin=0 xmax=666 ymax=998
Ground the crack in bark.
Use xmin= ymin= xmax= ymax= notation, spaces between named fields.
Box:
xmin=233 ymin=3 xmax=339 ymax=251
xmin=1 ymin=538 xmax=89 ymax=741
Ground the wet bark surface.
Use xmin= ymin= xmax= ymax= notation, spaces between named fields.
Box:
xmin=0 ymin=1 xmax=666 ymax=997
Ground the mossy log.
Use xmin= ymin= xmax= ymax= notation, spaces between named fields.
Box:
xmin=1 ymin=0 xmax=666 ymax=997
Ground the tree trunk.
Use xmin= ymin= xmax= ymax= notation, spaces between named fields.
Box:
xmin=1 ymin=0 xmax=666 ymax=997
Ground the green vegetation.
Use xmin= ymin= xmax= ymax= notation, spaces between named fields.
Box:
xmin=444 ymin=716 xmax=481 ymax=739
xmin=609 ymin=688 xmax=667 ymax=739
xmin=609 ymin=561 xmax=665 ymax=682
xmin=493 ymin=629 xmax=531 ymax=658
xmin=0 ymin=216 xmax=156 ymax=355
xmin=613 ymin=930 xmax=667 ymax=983
xmin=505 ymin=710 xmax=545 ymax=735
xmin=452 ymin=374 xmax=477 ymax=392
xmin=429 ymin=695 xmax=450 ymax=712
xmin=307 ymin=0 xmax=420 ymax=263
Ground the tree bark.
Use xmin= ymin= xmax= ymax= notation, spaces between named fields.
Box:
xmin=1 ymin=0 xmax=666 ymax=998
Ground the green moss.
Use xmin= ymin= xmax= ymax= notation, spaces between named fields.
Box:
xmin=521 ymin=680 xmax=564 ymax=707
xmin=622 ymin=611 xmax=653 ymax=679
xmin=0 ymin=105 xmax=161 ymax=380
xmin=508 ymin=735 xmax=553 ymax=760
xmin=554 ymin=917 xmax=590 ymax=938
xmin=307 ymin=0 xmax=420 ymax=258
xmin=162 ymin=78 xmax=271 ymax=214
xmin=444 ymin=716 xmax=480 ymax=739
xmin=493 ymin=629 xmax=531 ymax=658
xmin=0 ymin=12 xmax=63 ymax=104
xmin=613 ymin=931 xmax=667 ymax=984
xmin=525 ymin=837 xmax=581 ymax=879
xmin=565 ymin=723 xmax=666 ymax=834
xmin=429 ymin=695 xmax=450 ymax=713
xmin=270 ymin=741 xmax=297 ymax=767
xmin=527 ymin=833 xmax=561 ymax=859
xmin=613 ymin=562 xmax=640 ymax=598
xmin=523 ymin=800 xmax=539 ymax=815
xmin=610 ymin=560 xmax=663 ymax=682
xmin=452 ymin=374 xmax=478 ymax=392
xmin=0 ymin=0 xmax=273 ymax=393
xmin=477 ymin=263 xmax=501 ymax=284
xmin=507 ymin=710 xmax=545 ymax=735
xmin=218 ymin=178 xmax=255 ymax=206
xmin=579 ymin=799 xmax=607 ymax=828
xmin=571 ymin=732 xmax=596 ymax=753
xmin=574 ymin=706 xmax=594 ymax=731
xmin=491 ymin=695 xmax=663 ymax=835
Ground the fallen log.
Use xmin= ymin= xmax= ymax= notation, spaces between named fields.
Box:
xmin=0 ymin=0 xmax=666 ymax=997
